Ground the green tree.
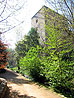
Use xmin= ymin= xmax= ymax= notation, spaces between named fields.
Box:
xmin=44 ymin=24 xmax=74 ymax=86
xmin=15 ymin=40 xmax=27 ymax=70
xmin=18 ymin=4 xmax=74 ymax=97
xmin=19 ymin=46 xmax=47 ymax=83
xmin=7 ymin=48 xmax=16 ymax=67
xmin=15 ymin=28 xmax=40 ymax=70
xmin=25 ymin=28 xmax=40 ymax=50
xmin=45 ymin=0 xmax=74 ymax=39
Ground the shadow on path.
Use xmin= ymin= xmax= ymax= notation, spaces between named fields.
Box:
xmin=3 ymin=87 xmax=36 ymax=98
xmin=0 ymin=68 xmax=33 ymax=84
xmin=0 ymin=69 xmax=63 ymax=98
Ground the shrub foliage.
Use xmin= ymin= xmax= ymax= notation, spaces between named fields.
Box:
xmin=0 ymin=40 xmax=9 ymax=69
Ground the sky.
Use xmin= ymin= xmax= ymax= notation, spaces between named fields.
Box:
xmin=1 ymin=0 xmax=46 ymax=49
xmin=1 ymin=0 xmax=73 ymax=49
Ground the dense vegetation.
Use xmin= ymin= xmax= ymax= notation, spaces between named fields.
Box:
xmin=0 ymin=0 xmax=74 ymax=97
xmin=8 ymin=4 xmax=74 ymax=97
xmin=8 ymin=26 xmax=74 ymax=98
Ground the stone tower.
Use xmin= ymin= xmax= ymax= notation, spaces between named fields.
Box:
xmin=31 ymin=5 xmax=68 ymax=45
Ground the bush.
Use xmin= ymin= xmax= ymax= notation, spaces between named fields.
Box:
xmin=18 ymin=24 xmax=74 ymax=97
xmin=0 ymin=40 xmax=9 ymax=69
xmin=19 ymin=47 xmax=47 ymax=83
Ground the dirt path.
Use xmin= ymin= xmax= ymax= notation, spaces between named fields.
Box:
xmin=0 ymin=68 xmax=63 ymax=98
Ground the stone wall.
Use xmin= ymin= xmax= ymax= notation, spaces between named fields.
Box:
xmin=31 ymin=6 xmax=68 ymax=46
xmin=0 ymin=78 xmax=7 ymax=98
xmin=31 ymin=6 xmax=45 ymax=45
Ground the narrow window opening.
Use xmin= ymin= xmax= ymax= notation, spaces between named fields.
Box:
xmin=36 ymin=19 xmax=38 ymax=23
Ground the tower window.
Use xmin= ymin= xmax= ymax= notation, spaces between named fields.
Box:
xmin=36 ymin=19 xmax=38 ymax=23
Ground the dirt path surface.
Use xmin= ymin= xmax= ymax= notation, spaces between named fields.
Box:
xmin=0 ymin=68 xmax=63 ymax=98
